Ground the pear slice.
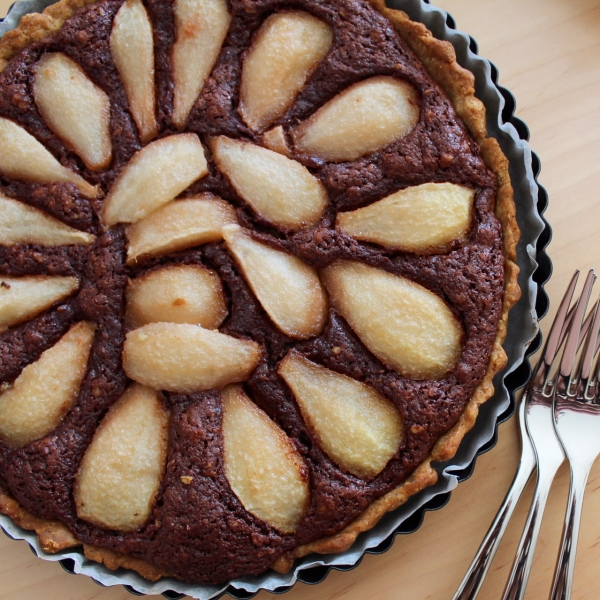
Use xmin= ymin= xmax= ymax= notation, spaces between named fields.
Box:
xmin=262 ymin=126 xmax=290 ymax=156
xmin=172 ymin=0 xmax=231 ymax=129
xmin=293 ymin=76 xmax=420 ymax=162
xmin=0 ymin=193 xmax=95 ymax=246
xmin=212 ymin=136 xmax=327 ymax=230
xmin=125 ymin=195 xmax=236 ymax=263
xmin=239 ymin=11 xmax=332 ymax=132
xmin=222 ymin=385 xmax=308 ymax=533
xmin=110 ymin=0 xmax=158 ymax=143
xmin=75 ymin=383 xmax=169 ymax=531
xmin=102 ymin=134 xmax=208 ymax=226
xmin=0 ymin=117 xmax=98 ymax=198
xmin=123 ymin=322 xmax=261 ymax=392
xmin=0 ymin=275 xmax=79 ymax=333
xmin=33 ymin=53 xmax=112 ymax=171
xmin=126 ymin=264 xmax=227 ymax=329
xmin=322 ymin=261 xmax=462 ymax=380
xmin=279 ymin=353 xmax=403 ymax=478
xmin=337 ymin=183 xmax=474 ymax=252
xmin=0 ymin=321 xmax=95 ymax=448
xmin=223 ymin=224 xmax=327 ymax=339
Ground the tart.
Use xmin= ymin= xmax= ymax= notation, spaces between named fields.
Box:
xmin=0 ymin=0 xmax=519 ymax=587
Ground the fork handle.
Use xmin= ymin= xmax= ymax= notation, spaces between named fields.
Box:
xmin=549 ymin=461 xmax=591 ymax=600
xmin=502 ymin=459 xmax=561 ymax=600
xmin=452 ymin=452 xmax=535 ymax=600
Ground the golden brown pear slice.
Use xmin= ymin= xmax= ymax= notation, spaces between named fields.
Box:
xmin=222 ymin=385 xmax=308 ymax=533
xmin=0 ymin=275 xmax=79 ymax=333
xmin=75 ymin=383 xmax=169 ymax=531
xmin=223 ymin=224 xmax=327 ymax=339
xmin=0 ymin=117 xmax=98 ymax=198
xmin=125 ymin=195 xmax=236 ymax=263
xmin=123 ymin=322 xmax=261 ymax=392
xmin=279 ymin=352 xmax=403 ymax=478
xmin=337 ymin=183 xmax=475 ymax=252
xmin=239 ymin=11 xmax=332 ymax=132
xmin=110 ymin=0 xmax=158 ymax=143
xmin=293 ymin=76 xmax=420 ymax=162
xmin=0 ymin=194 xmax=95 ymax=246
xmin=102 ymin=134 xmax=208 ymax=226
xmin=172 ymin=0 xmax=231 ymax=129
xmin=212 ymin=136 xmax=327 ymax=230
xmin=0 ymin=321 xmax=95 ymax=448
xmin=262 ymin=126 xmax=290 ymax=156
xmin=126 ymin=264 xmax=227 ymax=329
xmin=322 ymin=261 xmax=462 ymax=380
xmin=33 ymin=53 xmax=112 ymax=171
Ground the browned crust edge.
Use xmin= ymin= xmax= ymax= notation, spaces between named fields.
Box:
xmin=0 ymin=490 xmax=170 ymax=581
xmin=81 ymin=544 xmax=170 ymax=581
xmin=0 ymin=490 xmax=80 ymax=553
xmin=0 ymin=0 xmax=521 ymax=583
xmin=0 ymin=0 xmax=99 ymax=72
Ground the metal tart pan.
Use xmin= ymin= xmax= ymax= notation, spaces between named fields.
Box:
xmin=0 ymin=0 xmax=551 ymax=597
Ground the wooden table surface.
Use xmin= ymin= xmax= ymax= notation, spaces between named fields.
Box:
xmin=1 ymin=0 xmax=599 ymax=598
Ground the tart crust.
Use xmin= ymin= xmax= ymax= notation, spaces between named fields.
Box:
xmin=0 ymin=0 xmax=96 ymax=72
xmin=0 ymin=0 xmax=520 ymax=583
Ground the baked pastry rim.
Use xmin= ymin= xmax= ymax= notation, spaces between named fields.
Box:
xmin=0 ymin=0 xmax=521 ymax=583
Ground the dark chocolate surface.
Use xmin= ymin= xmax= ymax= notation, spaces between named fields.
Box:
xmin=0 ymin=0 xmax=504 ymax=585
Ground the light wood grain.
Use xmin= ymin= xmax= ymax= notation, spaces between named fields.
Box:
xmin=1 ymin=0 xmax=600 ymax=598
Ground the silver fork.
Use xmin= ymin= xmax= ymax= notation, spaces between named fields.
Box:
xmin=550 ymin=269 xmax=600 ymax=600
xmin=453 ymin=272 xmax=583 ymax=600
xmin=498 ymin=275 xmax=587 ymax=600
xmin=500 ymin=271 xmax=600 ymax=600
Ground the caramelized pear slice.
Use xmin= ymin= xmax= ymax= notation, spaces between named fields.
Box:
xmin=110 ymin=0 xmax=158 ymax=143
xmin=0 ymin=194 xmax=95 ymax=246
xmin=223 ymin=224 xmax=327 ymax=339
xmin=123 ymin=322 xmax=261 ymax=392
xmin=262 ymin=126 xmax=290 ymax=156
xmin=33 ymin=53 xmax=112 ymax=171
xmin=126 ymin=195 xmax=236 ymax=263
xmin=293 ymin=76 xmax=420 ymax=162
xmin=222 ymin=385 xmax=308 ymax=533
xmin=212 ymin=136 xmax=327 ymax=230
xmin=0 ymin=276 xmax=79 ymax=333
xmin=0 ymin=117 xmax=98 ymax=198
xmin=337 ymin=183 xmax=474 ymax=252
xmin=0 ymin=321 xmax=95 ymax=448
xmin=103 ymin=134 xmax=208 ymax=226
xmin=322 ymin=262 xmax=462 ymax=380
xmin=239 ymin=11 xmax=332 ymax=132
xmin=75 ymin=384 xmax=169 ymax=531
xmin=172 ymin=0 xmax=231 ymax=129
xmin=279 ymin=353 xmax=403 ymax=478
xmin=126 ymin=264 xmax=227 ymax=329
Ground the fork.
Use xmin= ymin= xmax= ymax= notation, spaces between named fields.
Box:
xmin=500 ymin=271 xmax=600 ymax=600
xmin=497 ymin=278 xmax=583 ymax=600
xmin=453 ymin=271 xmax=600 ymax=600
xmin=549 ymin=269 xmax=600 ymax=600
xmin=453 ymin=273 xmax=583 ymax=600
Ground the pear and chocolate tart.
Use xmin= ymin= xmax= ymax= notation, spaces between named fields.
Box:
xmin=0 ymin=0 xmax=518 ymax=588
